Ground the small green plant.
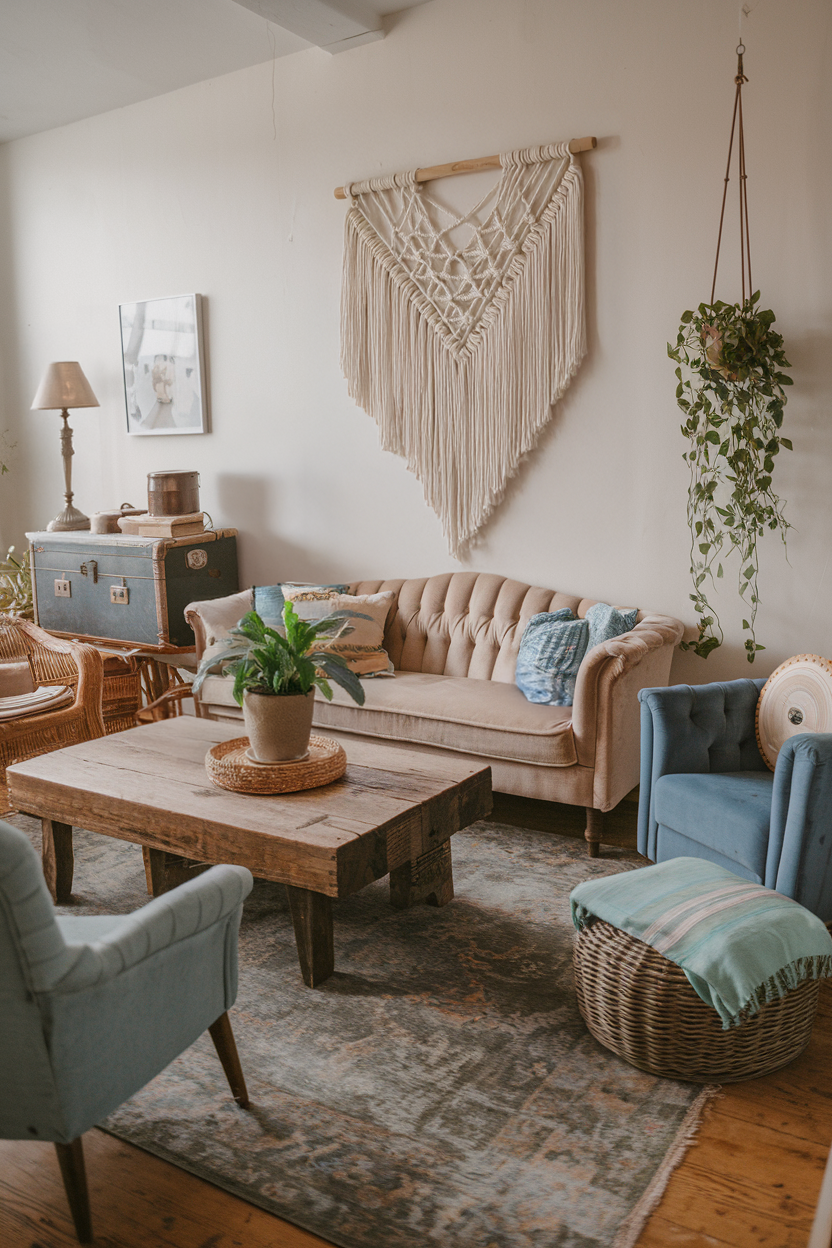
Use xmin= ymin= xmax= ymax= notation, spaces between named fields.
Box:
xmin=0 ymin=547 xmax=33 ymax=619
xmin=193 ymin=603 xmax=366 ymax=706
xmin=668 ymin=292 xmax=793 ymax=662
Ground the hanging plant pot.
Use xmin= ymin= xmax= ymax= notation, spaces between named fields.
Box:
xmin=700 ymin=324 xmax=736 ymax=380
xmin=668 ymin=42 xmax=793 ymax=663
xmin=243 ymin=690 xmax=316 ymax=763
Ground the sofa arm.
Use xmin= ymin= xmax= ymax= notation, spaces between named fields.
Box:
xmin=768 ymin=733 xmax=832 ymax=918
xmin=48 ymin=865 xmax=253 ymax=994
xmin=571 ymin=615 xmax=683 ymax=812
xmin=184 ymin=589 xmax=254 ymax=662
xmin=636 ymin=678 xmax=766 ymax=859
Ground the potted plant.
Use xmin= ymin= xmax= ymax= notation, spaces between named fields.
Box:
xmin=668 ymin=291 xmax=792 ymax=661
xmin=193 ymin=602 xmax=365 ymax=762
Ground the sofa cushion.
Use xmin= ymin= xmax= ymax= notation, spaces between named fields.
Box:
xmin=199 ymin=670 xmax=576 ymax=765
xmin=653 ymin=771 xmax=774 ymax=880
xmin=311 ymin=671 xmax=576 ymax=766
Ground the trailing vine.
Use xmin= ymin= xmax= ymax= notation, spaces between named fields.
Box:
xmin=668 ymin=292 xmax=792 ymax=661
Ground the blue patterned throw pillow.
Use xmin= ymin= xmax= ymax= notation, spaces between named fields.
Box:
xmin=585 ymin=602 xmax=639 ymax=651
xmin=515 ymin=610 xmax=590 ymax=706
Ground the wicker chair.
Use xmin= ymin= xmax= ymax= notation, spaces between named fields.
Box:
xmin=0 ymin=617 xmax=105 ymax=807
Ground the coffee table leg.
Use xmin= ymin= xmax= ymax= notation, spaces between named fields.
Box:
xmin=146 ymin=848 xmax=211 ymax=896
xmin=285 ymin=886 xmax=334 ymax=988
xmin=390 ymin=841 xmax=454 ymax=910
xmin=42 ymin=819 xmax=74 ymax=903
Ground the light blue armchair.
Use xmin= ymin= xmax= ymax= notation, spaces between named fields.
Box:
xmin=638 ymin=679 xmax=832 ymax=923
xmin=0 ymin=820 xmax=253 ymax=1243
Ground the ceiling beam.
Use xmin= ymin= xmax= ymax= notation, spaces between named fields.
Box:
xmin=229 ymin=0 xmax=384 ymax=53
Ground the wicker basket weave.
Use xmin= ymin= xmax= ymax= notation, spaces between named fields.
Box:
xmin=573 ymin=919 xmax=819 ymax=1083
xmin=206 ymin=734 xmax=347 ymax=795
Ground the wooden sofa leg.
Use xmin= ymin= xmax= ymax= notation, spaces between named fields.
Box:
xmin=585 ymin=808 xmax=603 ymax=858
xmin=54 ymin=1137 xmax=93 ymax=1244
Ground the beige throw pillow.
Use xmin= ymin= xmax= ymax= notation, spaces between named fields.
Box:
xmin=282 ymin=586 xmax=395 ymax=676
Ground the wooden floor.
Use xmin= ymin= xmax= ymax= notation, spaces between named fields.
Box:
xmin=1 ymin=794 xmax=829 ymax=1247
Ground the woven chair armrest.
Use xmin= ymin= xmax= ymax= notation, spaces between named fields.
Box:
xmin=16 ymin=621 xmax=106 ymax=739
xmin=50 ymin=864 xmax=254 ymax=994
xmin=136 ymin=684 xmax=194 ymax=724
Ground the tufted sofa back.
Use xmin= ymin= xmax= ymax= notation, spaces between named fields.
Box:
xmin=347 ymin=572 xmax=615 ymax=684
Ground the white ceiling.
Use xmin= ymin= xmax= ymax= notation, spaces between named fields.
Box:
xmin=0 ymin=0 xmax=433 ymax=145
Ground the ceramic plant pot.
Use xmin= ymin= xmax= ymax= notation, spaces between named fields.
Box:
xmin=243 ymin=690 xmax=315 ymax=763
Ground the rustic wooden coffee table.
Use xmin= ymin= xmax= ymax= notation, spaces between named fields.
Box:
xmin=6 ymin=718 xmax=492 ymax=987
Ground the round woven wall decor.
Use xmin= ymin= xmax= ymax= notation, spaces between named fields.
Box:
xmin=755 ymin=653 xmax=832 ymax=772
xmin=206 ymin=734 xmax=347 ymax=795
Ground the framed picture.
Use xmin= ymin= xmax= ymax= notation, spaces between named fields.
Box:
xmin=119 ymin=293 xmax=208 ymax=435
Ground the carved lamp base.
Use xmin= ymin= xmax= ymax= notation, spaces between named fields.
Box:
xmin=47 ymin=505 xmax=90 ymax=532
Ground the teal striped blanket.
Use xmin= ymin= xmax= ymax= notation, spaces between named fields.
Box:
xmin=570 ymin=858 xmax=832 ymax=1029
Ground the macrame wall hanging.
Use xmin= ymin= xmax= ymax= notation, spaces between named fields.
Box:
xmin=336 ymin=137 xmax=595 ymax=557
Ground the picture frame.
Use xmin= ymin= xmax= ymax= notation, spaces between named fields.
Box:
xmin=119 ymin=293 xmax=208 ymax=435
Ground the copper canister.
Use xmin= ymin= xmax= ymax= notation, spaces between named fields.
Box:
xmin=147 ymin=470 xmax=200 ymax=516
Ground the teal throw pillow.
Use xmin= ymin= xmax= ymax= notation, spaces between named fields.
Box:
xmin=515 ymin=610 xmax=590 ymax=706
xmin=585 ymin=602 xmax=639 ymax=651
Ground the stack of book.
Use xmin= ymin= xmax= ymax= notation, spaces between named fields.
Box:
xmin=118 ymin=512 xmax=207 ymax=538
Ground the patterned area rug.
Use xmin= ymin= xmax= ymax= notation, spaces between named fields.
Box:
xmin=15 ymin=816 xmax=709 ymax=1248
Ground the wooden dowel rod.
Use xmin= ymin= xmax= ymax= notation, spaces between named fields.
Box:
xmin=334 ymin=136 xmax=597 ymax=199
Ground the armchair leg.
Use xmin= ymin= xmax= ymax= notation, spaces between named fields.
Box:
xmin=208 ymin=1012 xmax=251 ymax=1109
xmin=584 ymin=808 xmax=604 ymax=858
xmin=54 ymin=1138 xmax=92 ymax=1244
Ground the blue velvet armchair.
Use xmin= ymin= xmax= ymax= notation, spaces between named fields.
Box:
xmin=638 ymin=679 xmax=832 ymax=923
xmin=0 ymin=820 xmax=253 ymax=1243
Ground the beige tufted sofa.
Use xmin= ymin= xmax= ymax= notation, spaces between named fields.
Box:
xmin=186 ymin=572 xmax=683 ymax=855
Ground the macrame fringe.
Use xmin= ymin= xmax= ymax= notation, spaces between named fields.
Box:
xmin=340 ymin=155 xmax=586 ymax=557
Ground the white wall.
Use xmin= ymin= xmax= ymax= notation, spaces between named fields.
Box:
xmin=0 ymin=0 xmax=829 ymax=683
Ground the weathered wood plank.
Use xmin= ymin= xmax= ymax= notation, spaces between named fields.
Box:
xmin=390 ymin=841 xmax=454 ymax=909
xmin=147 ymin=849 xmax=212 ymax=895
xmin=0 ymin=1130 xmax=332 ymax=1247
xmin=286 ymin=886 xmax=334 ymax=987
xmin=10 ymin=749 xmax=481 ymax=845
xmin=41 ymin=819 xmax=73 ymax=902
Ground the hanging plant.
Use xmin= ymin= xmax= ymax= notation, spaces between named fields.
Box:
xmin=669 ymin=295 xmax=792 ymax=660
xmin=669 ymin=42 xmax=793 ymax=662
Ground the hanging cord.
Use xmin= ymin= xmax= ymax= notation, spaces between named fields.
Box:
xmin=710 ymin=43 xmax=753 ymax=304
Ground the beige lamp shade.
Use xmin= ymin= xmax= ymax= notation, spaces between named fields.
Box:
xmin=31 ymin=362 xmax=99 ymax=411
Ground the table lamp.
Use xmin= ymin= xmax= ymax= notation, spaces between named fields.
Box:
xmin=31 ymin=362 xmax=99 ymax=531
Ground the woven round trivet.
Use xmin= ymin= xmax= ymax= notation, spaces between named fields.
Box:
xmin=205 ymin=734 xmax=347 ymax=794
xmin=756 ymin=653 xmax=832 ymax=771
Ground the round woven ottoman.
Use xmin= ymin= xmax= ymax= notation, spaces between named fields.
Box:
xmin=573 ymin=919 xmax=820 ymax=1083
